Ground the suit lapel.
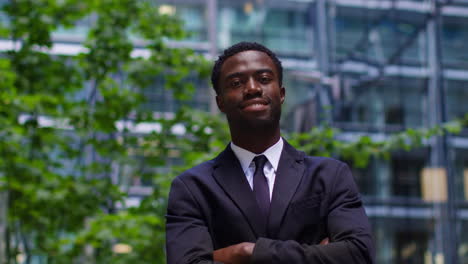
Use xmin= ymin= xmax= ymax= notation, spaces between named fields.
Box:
xmin=268 ymin=141 xmax=305 ymax=237
xmin=212 ymin=145 xmax=266 ymax=237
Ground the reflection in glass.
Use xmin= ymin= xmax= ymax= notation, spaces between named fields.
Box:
xmin=333 ymin=6 xmax=428 ymax=66
xmin=442 ymin=16 xmax=468 ymax=69
xmin=217 ymin=2 xmax=313 ymax=57
xmin=334 ymin=77 xmax=427 ymax=130
xmin=371 ymin=217 xmax=436 ymax=264
xmin=445 ymin=80 xmax=468 ymax=121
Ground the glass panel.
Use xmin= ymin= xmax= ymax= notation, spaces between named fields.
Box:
xmin=459 ymin=218 xmax=468 ymax=263
xmin=349 ymin=148 xmax=430 ymax=199
xmin=0 ymin=0 xmax=8 ymax=25
xmin=442 ymin=15 xmax=468 ymax=69
xmin=453 ymin=148 xmax=468 ymax=202
xmin=175 ymin=3 xmax=208 ymax=42
xmin=334 ymin=76 xmax=427 ymax=130
xmin=217 ymin=1 xmax=314 ymax=57
xmin=141 ymin=78 xmax=172 ymax=112
xmin=282 ymin=73 xmax=316 ymax=116
xmin=445 ymin=80 xmax=468 ymax=121
xmin=351 ymin=158 xmax=391 ymax=198
xmin=141 ymin=77 xmax=210 ymax=112
xmin=391 ymin=149 xmax=430 ymax=199
xmin=52 ymin=16 xmax=92 ymax=41
xmin=371 ymin=217 xmax=439 ymax=264
xmin=173 ymin=78 xmax=211 ymax=112
xmin=333 ymin=6 xmax=428 ymax=66
xmin=52 ymin=3 xmax=208 ymax=43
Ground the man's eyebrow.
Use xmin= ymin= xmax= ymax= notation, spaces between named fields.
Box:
xmin=255 ymin=69 xmax=275 ymax=75
xmin=225 ymin=72 xmax=243 ymax=80
xmin=224 ymin=69 xmax=275 ymax=80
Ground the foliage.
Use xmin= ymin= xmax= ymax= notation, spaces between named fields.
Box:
xmin=287 ymin=115 xmax=468 ymax=168
xmin=0 ymin=0 xmax=209 ymax=263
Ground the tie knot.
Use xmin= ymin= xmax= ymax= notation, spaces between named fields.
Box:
xmin=253 ymin=155 xmax=268 ymax=170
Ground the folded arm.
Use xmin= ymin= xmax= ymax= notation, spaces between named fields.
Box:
xmin=166 ymin=177 xmax=222 ymax=264
xmin=213 ymin=163 xmax=374 ymax=264
xmin=167 ymin=163 xmax=374 ymax=264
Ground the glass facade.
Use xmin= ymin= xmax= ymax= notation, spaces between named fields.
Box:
xmin=442 ymin=15 xmax=468 ymax=69
xmin=333 ymin=6 xmax=428 ymax=66
xmin=141 ymin=76 xmax=211 ymax=112
xmin=52 ymin=17 xmax=91 ymax=41
xmin=175 ymin=3 xmax=208 ymax=42
xmin=372 ymin=217 xmax=437 ymax=264
xmin=162 ymin=1 xmax=468 ymax=263
xmin=217 ymin=1 xmax=314 ymax=57
xmin=446 ymin=79 xmax=468 ymax=121
xmin=335 ymin=76 xmax=427 ymax=130
xmin=22 ymin=0 xmax=467 ymax=262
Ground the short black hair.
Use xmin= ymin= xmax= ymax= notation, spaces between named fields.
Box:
xmin=211 ymin=42 xmax=283 ymax=95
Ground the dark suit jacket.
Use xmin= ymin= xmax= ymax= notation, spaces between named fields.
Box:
xmin=166 ymin=141 xmax=374 ymax=264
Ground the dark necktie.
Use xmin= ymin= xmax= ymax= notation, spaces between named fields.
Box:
xmin=253 ymin=155 xmax=270 ymax=220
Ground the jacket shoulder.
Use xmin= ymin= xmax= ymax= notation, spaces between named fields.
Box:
xmin=303 ymin=155 xmax=347 ymax=168
xmin=174 ymin=159 xmax=216 ymax=182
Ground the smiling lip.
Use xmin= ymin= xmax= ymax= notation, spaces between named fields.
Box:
xmin=240 ymin=98 xmax=269 ymax=112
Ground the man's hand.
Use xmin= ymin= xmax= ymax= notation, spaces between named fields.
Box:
xmin=213 ymin=238 xmax=328 ymax=263
xmin=213 ymin=242 xmax=254 ymax=264
xmin=320 ymin=237 xmax=329 ymax=245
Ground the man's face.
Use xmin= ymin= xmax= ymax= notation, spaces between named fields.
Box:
xmin=216 ymin=50 xmax=285 ymax=131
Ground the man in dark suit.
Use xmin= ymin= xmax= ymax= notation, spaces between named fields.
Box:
xmin=166 ymin=42 xmax=374 ymax=264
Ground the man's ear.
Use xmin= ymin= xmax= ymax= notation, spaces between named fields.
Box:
xmin=216 ymin=94 xmax=225 ymax=113
xmin=280 ymin=87 xmax=286 ymax=104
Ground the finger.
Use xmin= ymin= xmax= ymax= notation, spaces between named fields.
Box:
xmin=320 ymin=237 xmax=329 ymax=245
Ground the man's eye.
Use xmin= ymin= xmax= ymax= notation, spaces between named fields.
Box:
xmin=260 ymin=76 xmax=271 ymax=84
xmin=231 ymin=80 xmax=241 ymax=87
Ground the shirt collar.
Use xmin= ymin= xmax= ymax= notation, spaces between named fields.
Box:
xmin=230 ymin=137 xmax=284 ymax=174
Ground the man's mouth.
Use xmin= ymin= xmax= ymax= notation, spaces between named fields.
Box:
xmin=240 ymin=98 xmax=270 ymax=112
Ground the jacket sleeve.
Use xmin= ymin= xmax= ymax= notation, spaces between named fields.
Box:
xmin=166 ymin=177 xmax=223 ymax=264
xmin=251 ymin=163 xmax=375 ymax=264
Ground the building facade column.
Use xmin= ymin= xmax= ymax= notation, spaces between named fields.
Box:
xmin=427 ymin=2 xmax=457 ymax=263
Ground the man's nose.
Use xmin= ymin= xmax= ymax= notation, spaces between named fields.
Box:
xmin=244 ymin=78 xmax=261 ymax=95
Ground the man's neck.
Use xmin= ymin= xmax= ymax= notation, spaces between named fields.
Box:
xmin=230 ymin=128 xmax=281 ymax=154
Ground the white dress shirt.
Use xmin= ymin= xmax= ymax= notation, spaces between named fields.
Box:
xmin=230 ymin=138 xmax=284 ymax=201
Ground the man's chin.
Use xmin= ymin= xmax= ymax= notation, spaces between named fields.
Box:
xmin=227 ymin=111 xmax=281 ymax=130
xmin=240 ymin=116 xmax=279 ymax=130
